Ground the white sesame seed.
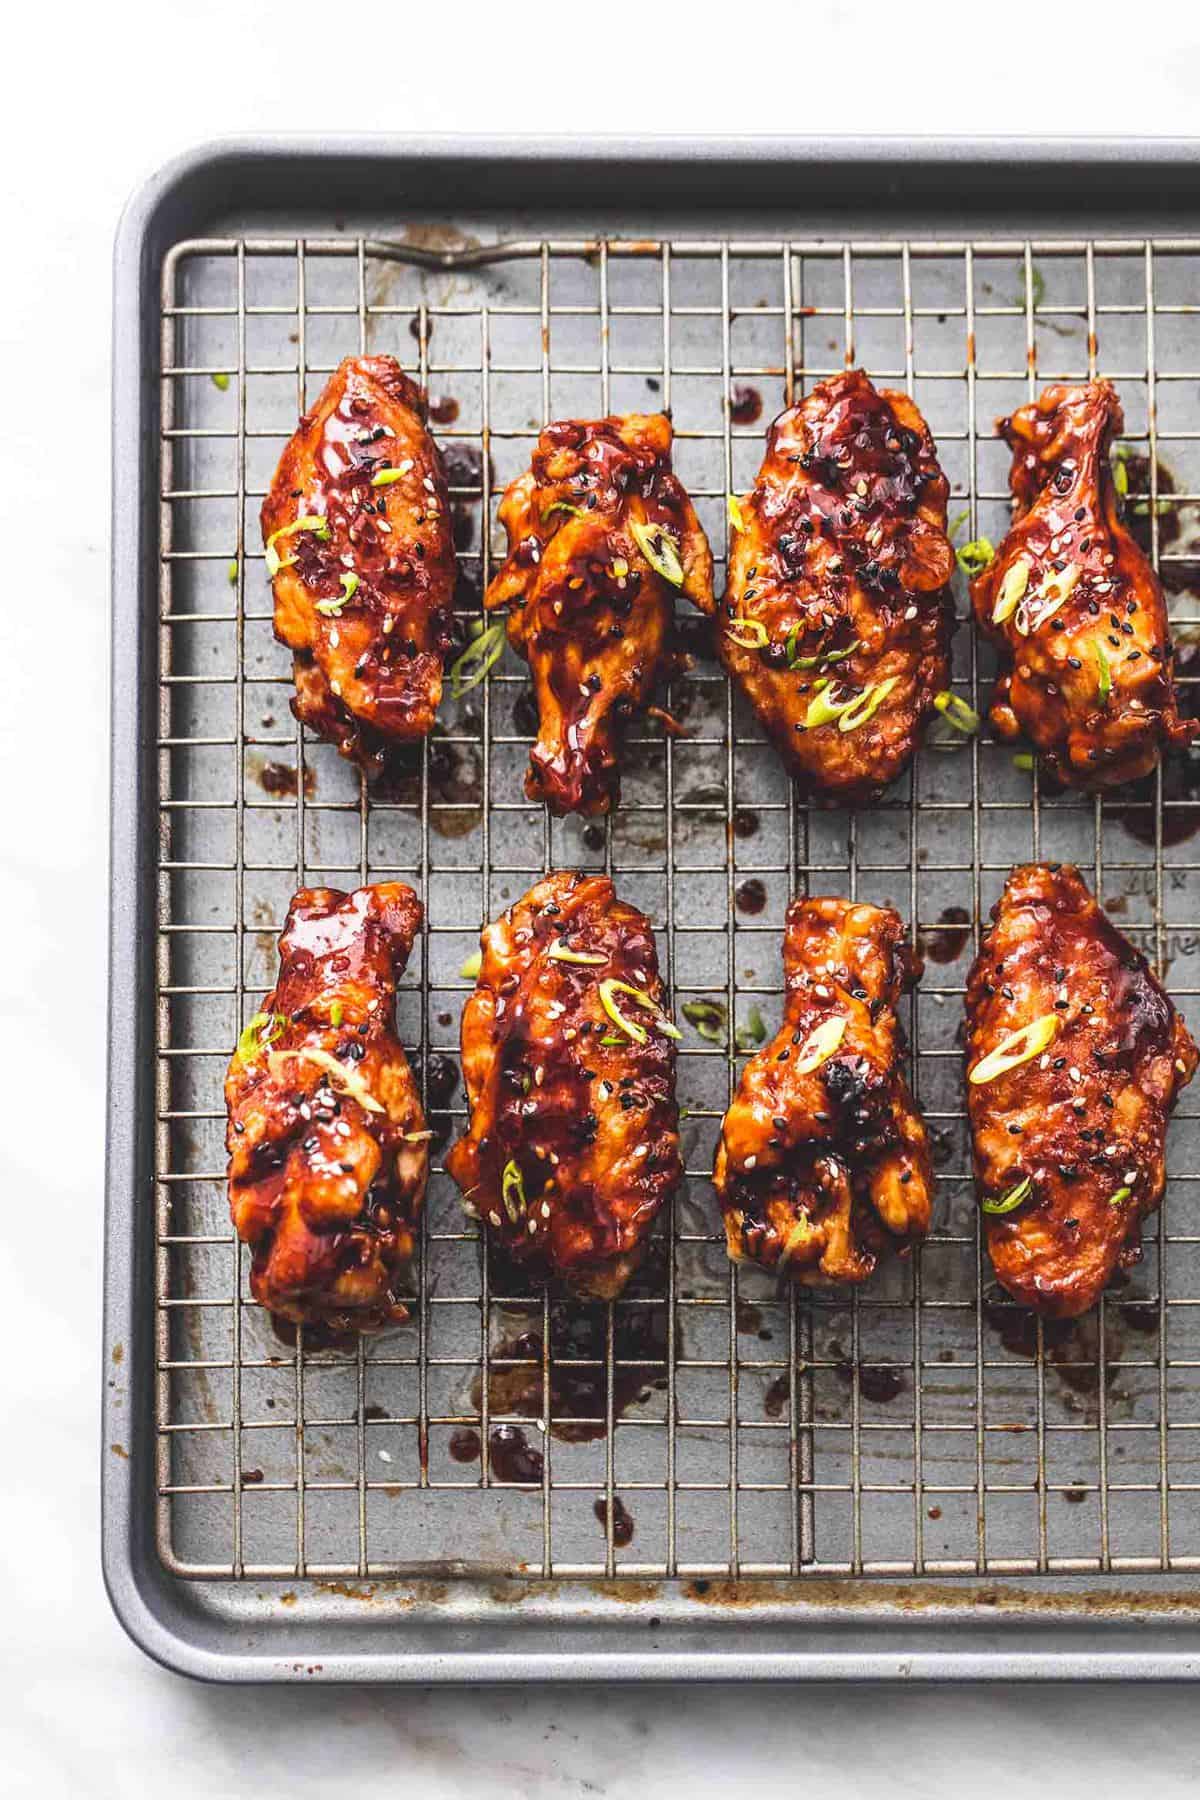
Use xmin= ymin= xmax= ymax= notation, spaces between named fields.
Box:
xmin=378 ymin=1449 xmax=392 ymax=1463
xmin=541 ymin=1202 xmax=551 ymax=1219
xmin=1124 ymin=1169 xmax=1137 ymax=1183
xmin=744 ymin=1155 xmax=757 ymax=1171
xmin=1069 ymin=1067 xmax=1081 ymax=1082
xmin=904 ymin=605 xmax=918 ymax=621
xmin=329 ymin=626 xmax=339 ymax=648
xmin=489 ymin=1211 xmax=501 ymax=1228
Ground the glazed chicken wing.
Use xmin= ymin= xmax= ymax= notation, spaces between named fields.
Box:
xmin=486 ymin=415 xmax=714 ymax=815
xmin=262 ymin=355 xmax=457 ymax=776
xmin=698 ymin=371 xmax=955 ymax=805
xmin=714 ymin=898 xmax=932 ymax=1285
xmin=446 ymin=872 xmax=682 ymax=1297
xmin=965 ymin=863 xmax=1197 ymax=1318
xmin=972 ymin=381 xmax=1193 ymax=787
xmin=225 ymin=884 xmax=429 ymax=1333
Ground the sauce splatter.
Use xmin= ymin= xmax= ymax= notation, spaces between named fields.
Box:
xmin=729 ymin=384 xmax=764 ymax=426
xmin=448 ymin=1427 xmax=482 ymax=1464
xmin=918 ymin=904 xmax=972 ymax=965
xmin=428 ymin=394 xmax=460 ymax=425
xmin=593 ymin=1494 xmax=635 ymax=1547
xmin=735 ymin=877 xmax=767 ymax=915
xmin=259 ymin=760 xmax=316 ymax=800
xmin=488 ymin=1423 xmax=543 ymax=1484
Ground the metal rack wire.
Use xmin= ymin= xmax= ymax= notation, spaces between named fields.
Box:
xmin=156 ymin=232 xmax=1200 ymax=1582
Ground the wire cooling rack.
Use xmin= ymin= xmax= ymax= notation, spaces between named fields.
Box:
xmin=155 ymin=232 xmax=1200 ymax=1582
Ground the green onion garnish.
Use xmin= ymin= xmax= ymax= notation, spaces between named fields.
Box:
xmin=968 ymin=1013 xmax=1061 ymax=1085
xmin=735 ymin=1005 xmax=768 ymax=1053
xmin=449 ymin=621 xmax=506 ymax=701
xmin=459 ymin=950 xmax=482 ymax=980
xmin=1112 ymin=447 xmax=1130 ymax=496
xmin=948 ymin=507 xmax=971 ymax=543
xmin=957 ymin=537 xmax=995 ymax=579
xmin=933 ymin=691 xmax=981 ymax=735
xmin=211 ymin=372 xmax=230 ymax=391
xmin=237 ymin=1011 xmax=286 ymax=1061
xmin=543 ymin=501 xmax=586 ymax=523
xmin=728 ymin=494 xmax=746 ymax=533
xmin=1108 ymin=1186 xmax=1132 ymax=1208
xmin=982 ymin=1177 xmax=1032 ymax=1215
xmin=330 ymin=1001 xmax=343 ymax=1028
xmin=682 ymin=999 xmax=728 ymax=1044
xmin=1095 ymin=640 xmax=1112 ymax=703
xmin=725 ymin=617 xmax=769 ymax=650
xmin=546 ymin=941 xmax=608 ymax=966
xmin=836 ymin=677 xmax=899 ymax=734
xmin=1013 ymin=753 xmax=1036 ymax=772
xmin=370 ymin=466 xmax=408 ymax=487
xmin=794 ymin=1016 xmax=847 ymax=1074
xmin=992 ymin=558 xmax=1030 ymax=626
xmin=599 ymin=978 xmax=681 ymax=1045
xmin=630 ymin=519 xmax=684 ymax=587
xmin=316 ymin=572 xmax=360 ymax=618
xmin=501 ymin=1160 xmax=527 ymax=1223
xmin=265 ymin=514 xmax=331 ymax=577
xmin=227 ymin=559 xmax=240 ymax=586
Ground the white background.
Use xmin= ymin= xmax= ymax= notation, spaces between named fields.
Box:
xmin=6 ymin=2 xmax=1200 ymax=1793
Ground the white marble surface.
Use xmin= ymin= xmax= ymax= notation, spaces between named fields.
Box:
xmin=7 ymin=3 xmax=1200 ymax=1791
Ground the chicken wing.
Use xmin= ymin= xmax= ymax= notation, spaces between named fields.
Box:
xmin=714 ymin=898 xmax=933 ymax=1285
xmin=262 ymin=355 xmax=457 ymax=777
xmin=965 ymin=862 xmax=1197 ymax=1318
xmin=446 ymin=872 xmax=682 ymax=1297
xmin=695 ymin=370 xmax=955 ymax=805
xmin=225 ymin=884 xmax=429 ymax=1333
xmin=972 ymin=381 xmax=1194 ymax=787
xmin=486 ymin=414 xmax=714 ymax=815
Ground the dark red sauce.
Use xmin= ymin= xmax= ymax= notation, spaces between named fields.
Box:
xmin=428 ymin=394 xmax=460 ymax=425
xmin=919 ymin=904 xmax=972 ymax=965
xmin=735 ymin=877 xmax=767 ymax=915
xmin=729 ymin=384 xmax=764 ymax=426
xmin=488 ymin=1423 xmax=544 ymax=1484
xmin=448 ymin=1427 xmax=482 ymax=1464
xmin=593 ymin=1494 xmax=635 ymax=1547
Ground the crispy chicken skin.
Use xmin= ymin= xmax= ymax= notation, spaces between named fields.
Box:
xmin=714 ymin=898 xmax=933 ymax=1285
xmin=225 ymin=884 xmax=429 ymax=1333
xmin=965 ymin=863 xmax=1197 ymax=1318
xmin=486 ymin=415 xmax=714 ymax=815
xmin=446 ymin=872 xmax=682 ymax=1297
xmin=262 ymin=356 xmax=457 ymax=776
xmin=700 ymin=371 xmax=955 ymax=805
xmin=972 ymin=381 xmax=1193 ymax=788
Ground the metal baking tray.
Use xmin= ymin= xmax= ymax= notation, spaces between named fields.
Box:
xmin=106 ymin=136 xmax=1200 ymax=1680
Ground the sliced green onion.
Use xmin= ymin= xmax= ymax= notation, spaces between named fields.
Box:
xmin=1013 ymin=752 xmax=1036 ymax=772
xmin=211 ymin=371 xmax=230 ymax=391
xmin=546 ymin=940 xmax=608 ymax=966
xmin=794 ymin=1015 xmax=847 ymax=1075
xmin=1016 ymin=563 xmax=1080 ymax=636
xmin=227 ymin=559 xmax=240 ymax=586
xmin=449 ymin=621 xmax=506 ymax=700
xmin=788 ymin=629 xmax=861 ymax=671
xmin=1108 ymin=1185 xmax=1132 ymax=1208
xmin=400 ymin=1128 xmax=434 ymax=1144
xmin=630 ymin=518 xmax=684 ymax=587
xmin=1095 ymin=640 xmax=1112 ymax=703
xmin=316 ymin=572 xmax=360 ymax=618
xmin=330 ymin=1001 xmax=343 ymax=1028
xmin=237 ymin=1011 xmax=286 ymax=1061
xmin=1112 ymin=448 xmax=1130 ymax=496
xmin=599 ymin=978 xmax=681 ymax=1045
xmin=543 ymin=500 xmax=586 ymax=522
xmin=992 ymin=558 xmax=1030 ymax=626
xmin=459 ymin=950 xmax=482 ymax=980
xmin=268 ymin=1046 xmax=384 ymax=1114
xmin=933 ymin=690 xmax=981 ymax=735
xmin=370 ymin=466 xmax=408 ymax=487
xmin=957 ymin=537 xmax=994 ymax=578
xmin=948 ymin=507 xmax=971 ymax=543
xmin=968 ymin=1012 xmax=1061 ymax=1085
xmin=501 ymin=1159 xmax=527 ymax=1223
xmin=801 ymin=684 xmax=859 ymax=730
xmin=265 ymin=514 xmax=331 ymax=576
xmin=735 ymin=1004 xmax=768 ymax=1054
xmin=725 ymin=616 xmax=769 ymax=650
xmin=983 ymin=1177 xmax=1032 ymax=1215
xmin=598 ymin=1034 xmax=624 ymax=1046
xmin=837 ymin=676 xmax=900 ymax=734
xmin=728 ymin=494 xmax=746 ymax=533
xmin=682 ymin=999 xmax=728 ymax=1044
